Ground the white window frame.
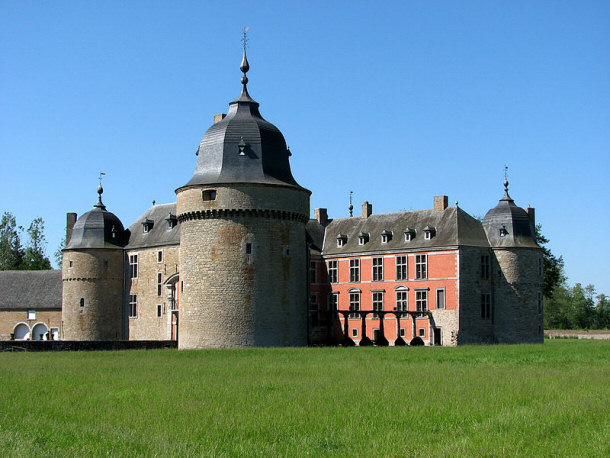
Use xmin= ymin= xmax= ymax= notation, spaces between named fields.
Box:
xmin=415 ymin=254 xmax=427 ymax=280
xmin=396 ymin=255 xmax=407 ymax=281
xmin=372 ymin=291 xmax=383 ymax=318
xmin=436 ymin=288 xmax=445 ymax=310
xmin=349 ymin=291 xmax=360 ymax=319
xmin=328 ymin=260 xmax=338 ymax=283
xmin=396 ymin=288 xmax=408 ymax=312
xmin=329 ymin=292 xmax=339 ymax=312
xmin=372 ymin=257 xmax=383 ymax=281
xmin=416 ymin=290 xmax=428 ymax=312
xmin=349 ymin=259 xmax=360 ymax=282
xmin=129 ymin=254 xmax=138 ymax=279
xmin=129 ymin=295 xmax=138 ymax=318
xmin=27 ymin=310 xmax=36 ymax=320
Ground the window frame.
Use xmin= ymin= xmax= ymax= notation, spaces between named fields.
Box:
xmin=372 ymin=257 xmax=383 ymax=282
xmin=372 ymin=291 xmax=384 ymax=318
xmin=349 ymin=291 xmax=360 ymax=319
xmin=415 ymin=289 xmax=428 ymax=312
xmin=328 ymin=260 xmax=338 ymax=283
xmin=415 ymin=254 xmax=427 ymax=280
xmin=481 ymin=293 xmax=491 ymax=320
xmin=157 ymin=250 xmax=163 ymax=263
xmin=129 ymin=254 xmax=138 ymax=279
xmin=396 ymin=289 xmax=408 ymax=312
xmin=310 ymin=261 xmax=317 ymax=284
xmin=349 ymin=259 xmax=360 ymax=282
xmin=436 ymin=288 xmax=445 ymax=310
xmin=129 ymin=295 xmax=138 ymax=318
xmin=395 ymin=255 xmax=407 ymax=281
xmin=481 ymin=255 xmax=490 ymax=280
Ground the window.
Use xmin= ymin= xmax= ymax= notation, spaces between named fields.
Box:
xmin=396 ymin=289 xmax=408 ymax=312
xmin=129 ymin=295 xmax=138 ymax=318
xmin=499 ymin=225 xmax=508 ymax=237
xmin=328 ymin=260 xmax=338 ymax=283
xmin=481 ymin=255 xmax=490 ymax=279
xmin=349 ymin=259 xmax=360 ymax=282
xmin=310 ymin=261 xmax=317 ymax=284
xmin=381 ymin=230 xmax=392 ymax=243
xmin=419 ymin=328 xmax=425 ymax=337
xmin=336 ymin=234 xmax=347 ymax=247
xmin=329 ymin=293 xmax=339 ymax=312
xmin=202 ymin=189 xmax=217 ymax=201
xmin=538 ymin=258 xmax=543 ymax=276
xmin=404 ymin=228 xmax=414 ymax=242
xmin=142 ymin=219 xmax=153 ymax=233
xmin=372 ymin=257 xmax=383 ymax=281
xmin=157 ymin=250 xmax=163 ymax=263
xmin=27 ymin=310 xmax=36 ymax=320
xmin=129 ymin=254 xmax=138 ymax=279
xmin=436 ymin=288 xmax=445 ymax=310
xmin=246 ymin=242 xmax=252 ymax=255
xmin=157 ymin=273 xmax=162 ymax=296
xmin=310 ymin=294 xmax=318 ymax=307
xmin=400 ymin=328 xmax=406 ymax=337
xmin=372 ymin=292 xmax=383 ymax=318
xmin=416 ymin=290 xmax=428 ymax=312
xmin=396 ymin=255 xmax=407 ymax=281
xmin=481 ymin=293 xmax=491 ymax=320
xmin=349 ymin=292 xmax=360 ymax=319
xmin=415 ymin=255 xmax=427 ymax=279
xmin=358 ymin=232 xmax=369 ymax=245
xmin=80 ymin=298 xmax=84 ymax=308
xmin=69 ymin=260 xmax=73 ymax=267
xmin=157 ymin=304 xmax=162 ymax=318
xmin=537 ymin=291 xmax=543 ymax=314
xmin=424 ymin=225 xmax=435 ymax=240
xmin=166 ymin=213 xmax=177 ymax=229
xmin=352 ymin=328 xmax=358 ymax=338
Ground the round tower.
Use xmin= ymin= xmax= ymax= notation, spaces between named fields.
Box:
xmin=175 ymin=51 xmax=310 ymax=348
xmin=62 ymin=186 xmax=127 ymax=340
xmin=482 ymin=179 xmax=543 ymax=344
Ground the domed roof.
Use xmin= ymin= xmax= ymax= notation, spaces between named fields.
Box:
xmin=482 ymin=181 xmax=538 ymax=248
xmin=65 ymin=186 xmax=127 ymax=249
xmin=180 ymin=51 xmax=305 ymax=190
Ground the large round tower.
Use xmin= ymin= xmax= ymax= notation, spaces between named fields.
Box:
xmin=62 ymin=186 xmax=127 ymax=340
xmin=175 ymin=51 xmax=311 ymax=348
xmin=482 ymin=180 xmax=543 ymax=344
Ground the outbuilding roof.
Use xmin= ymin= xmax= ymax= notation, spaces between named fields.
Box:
xmin=0 ymin=270 xmax=62 ymax=310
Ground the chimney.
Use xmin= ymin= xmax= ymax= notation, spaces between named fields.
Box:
xmin=526 ymin=206 xmax=535 ymax=226
xmin=362 ymin=201 xmax=372 ymax=218
xmin=314 ymin=208 xmax=328 ymax=225
xmin=66 ymin=212 xmax=77 ymax=244
xmin=214 ymin=113 xmax=226 ymax=124
xmin=434 ymin=195 xmax=448 ymax=211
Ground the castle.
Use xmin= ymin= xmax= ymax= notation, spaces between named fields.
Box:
xmin=1 ymin=51 xmax=544 ymax=347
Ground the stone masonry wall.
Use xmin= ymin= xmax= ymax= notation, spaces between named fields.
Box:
xmin=0 ymin=310 xmax=62 ymax=340
xmin=177 ymin=184 xmax=309 ymax=349
xmin=62 ymin=249 xmax=124 ymax=340
xmin=127 ymin=244 xmax=179 ymax=340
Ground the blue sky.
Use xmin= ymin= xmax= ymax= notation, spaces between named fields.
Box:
xmin=1 ymin=1 xmax=609 ymax=295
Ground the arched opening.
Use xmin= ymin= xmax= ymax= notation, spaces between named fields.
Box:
xmin=32 ymin=323 xmax=48 ymax=341
xmin=13 ymin=323 xmax=30 ymax=340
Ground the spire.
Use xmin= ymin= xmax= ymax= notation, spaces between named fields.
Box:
xmin=501 ymin=165 xmax=513 ymax=202
xmin=94 ymin=172 xmax=106 ymax=210
xmin=233 ymin=27 xmax=257 ymax=104
xmin=349 ymin=191 xmax=354 ymax=217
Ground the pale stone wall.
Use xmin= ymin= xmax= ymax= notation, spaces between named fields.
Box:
xmin=177 ymin=184 xmax=309 ymax=349
xmin=429 ymin=309 xmax=459 ymax=346
xmin=0 ymin=310 xmax=62 ymax=340
xmin=126 ymin=244 xmax=179 ymax=340
xmin=457 ymin=246 xmax=495 ymax=344
xmin=493 ymin=248 xmax=544 ymax=344
xmin=62 ymin=249 xmax=124 ymax=340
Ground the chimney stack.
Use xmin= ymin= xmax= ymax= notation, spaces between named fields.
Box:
xmin=526 ymin=206 xmax=535 ymax=226
xmin=434 ymin=195 xmax=448 ymax=211
xmin=214 ymin=113 xmax=226 ymax=124
xmin=362 ymin=201 xmax=372 ymax=218
xmin=66 ymin=212 xmax=77 ymax=245
xmin=314 ymin=208 xmax=328 ymax=225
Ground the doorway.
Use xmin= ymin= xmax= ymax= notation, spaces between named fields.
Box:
xmin=433 ymin=328 xmax=442 ymax=346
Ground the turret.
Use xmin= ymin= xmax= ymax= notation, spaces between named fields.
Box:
xmin=175 ymin=47 xmax=311 ymax=348
xmin=62 ymin=185 xmax=127 ymax=340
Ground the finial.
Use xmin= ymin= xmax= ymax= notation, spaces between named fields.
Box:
xmin=504 ymin=165 xmax=509 ymax=193
xmin=455 ymin=201 xmax=459 ymax=207
xmin=349 ymin=191 xmax=354 ymax=217
xmin=240 ymin=27 xmax=250 ymax=84
xmin=95 ymin=172 xmax=106 ymax=209
xmin=152 ymin=200 xmax=156 ymax=206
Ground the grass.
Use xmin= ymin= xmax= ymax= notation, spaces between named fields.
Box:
xmin=0 ymin=340 xmax=609 ymax=457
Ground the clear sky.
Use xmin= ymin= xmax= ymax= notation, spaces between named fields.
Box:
xmin=1 ymin=1 xmax=609 ymax=295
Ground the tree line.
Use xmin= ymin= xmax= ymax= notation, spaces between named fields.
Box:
xmin=0 ymin=212 xmax=52 ymax=270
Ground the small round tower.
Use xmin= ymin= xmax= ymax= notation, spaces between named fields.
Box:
xmin=175 ymin=50 xmax=311 ymax=348
xmin=62 ymin=186 xmax=127 ymax=340
xmin=482 ymin=179 xmax=543 ymax=344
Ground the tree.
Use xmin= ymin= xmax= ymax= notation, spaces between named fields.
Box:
xmin=54 ymin=236 xmax=66 ymax=268
xmin=595 ymin=294 xmax=610 ymax=330
xmin=535 ymin=224 xmax=565 ymax=297
xmin=0 ymin=212 xmax=24 ymax=270
xmin=22 ymin=217 xmax=51 ymax=270
xmin=571 ymin=283 xmax=596 ymax=329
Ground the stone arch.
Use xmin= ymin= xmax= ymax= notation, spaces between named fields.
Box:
xmin=13 ymin=322 xmax=30 ymax=340
xmin=31 ymin=322 xmax=48 ymax=341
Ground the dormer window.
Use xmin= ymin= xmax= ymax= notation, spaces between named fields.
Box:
xmin=111 ymin=225 xmax=117 ymax=239
xmin=166 ymin=213 xmax=177 ymax=229
xmin=358 ymin=232 xmax=369 ymax=246
xmin=381 ymin=230 xmax=392 ymax=244
xmin=202 ymin=190 xmax=216 ymax=201
xmin=142 ymin=219 xmax=154 ymax=233
xmin=499 ymin=225 xmax=508 ymax=237
xmin=404 ymin=227 xmax=415 ymax=242
xmin=337 ymin=234 xmax=347 ymax=247
xmin=424 ymin=225 xmax=436 ymax=240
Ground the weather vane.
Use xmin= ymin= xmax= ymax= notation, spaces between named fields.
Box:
xmin=504 ymin=165 xmax=508 ymax=182
xmin=98 ymin=172 xmax=106 ymax=186
xmin=349 ymin=191 xmax=354 ymax=217
xmin=242 ymin=27 xmax=249 ymax=51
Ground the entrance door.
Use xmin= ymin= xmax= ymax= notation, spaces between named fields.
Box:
xmin=171 ymin=312 xmax=179 ymax=341
xmin=433 ymin=328 xmax=442 ymax=346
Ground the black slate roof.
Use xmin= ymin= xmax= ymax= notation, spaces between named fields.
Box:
xmin=321 ymin=206 xmax=489 ymax=256
xmin=306 ymin=220 xmax=326 ymax=255
xmin=126 ymin=203 xmax=180 ymax=249
xmin=483 ymin=190 xmax=538 ymax=248
xmin=0 ymin=270 xmax=62 ymax=310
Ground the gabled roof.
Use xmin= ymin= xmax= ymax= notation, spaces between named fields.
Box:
xmin=125 ymin=203 xmax=180 ymax=250
xmin=0 ymin=270 xmax=62 ymax=310
xmin=321 ymin=206 xmax=489 ymax=255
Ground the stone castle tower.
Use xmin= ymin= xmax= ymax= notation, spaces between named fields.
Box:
xmin=62 ymin=186 xmax=127 ymax=340
xmin=175 ymin=51 xmax=311 ymax=348
xmin=482 ymin=180 xmax=543 ymax=343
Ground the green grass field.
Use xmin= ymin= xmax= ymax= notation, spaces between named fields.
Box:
xmin=1 ymin=340 xmax=608 ymax=457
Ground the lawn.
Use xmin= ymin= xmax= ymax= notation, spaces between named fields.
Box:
xmin=0 ymin=340 xmax=608 ymax=457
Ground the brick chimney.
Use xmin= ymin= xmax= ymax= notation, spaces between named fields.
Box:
xmin=314 ymin=208 xmax=328 ymax=225
xmin=362 ymin=201 xmax=372 ymax=218
xmin=434 ymin=195 xmax=448 ymax=211
xmin=214 ymin=113 xmax=226 ymax=124
xmin=526 ymin=206 xmax=535 ymax=226
xmin=66 ymin=212 xmax=77 ymax=244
